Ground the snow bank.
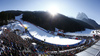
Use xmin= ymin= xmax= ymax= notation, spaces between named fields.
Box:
xmin=65 ymin=29 xmax=94 ymax=36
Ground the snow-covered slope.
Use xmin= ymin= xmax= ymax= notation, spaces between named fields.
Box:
xmin=15 ymin=14 xmax=81 ymax=45
xmin=65 ymin=29 xmax=94 ymax=36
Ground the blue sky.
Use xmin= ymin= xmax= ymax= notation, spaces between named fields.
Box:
xmin=0 ymin=0 xmax=100 ymax=24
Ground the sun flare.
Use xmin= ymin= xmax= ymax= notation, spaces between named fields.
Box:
xmin=48 ymin=6 xmax=58 ymax=16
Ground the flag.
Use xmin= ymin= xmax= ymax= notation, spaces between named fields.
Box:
xmin=67 ymin=45 xmax=69 ymax=47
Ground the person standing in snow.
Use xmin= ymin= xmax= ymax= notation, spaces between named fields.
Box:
xmin=25 ymin=27 xmax=28 ymax=33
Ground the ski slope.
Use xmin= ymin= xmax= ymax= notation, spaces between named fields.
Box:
xmin=15 ymin=14 xmax=82 ymax=45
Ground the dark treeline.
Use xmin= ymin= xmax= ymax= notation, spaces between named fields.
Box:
xmin=0 ymin=11 xmax=15 ymax=26
xmin=2 ymin=10 xmax=94 ymax=32
xmin=21 ymin=11 xmax=94 ymax=32
xmin=4 ymin=10 xmax=23 ymax=16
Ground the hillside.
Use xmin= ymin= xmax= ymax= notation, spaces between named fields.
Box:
xmin=2 ymin=10 xmax=94 ymax=32
xmin=21 ymin=11 xmax=94 ymax=32
xmin=76 ymin=12 xmax=100 ymax=29
xmin=0 ymin=11 xmax=15 ymax=26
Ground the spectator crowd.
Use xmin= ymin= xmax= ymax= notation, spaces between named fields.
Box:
xmin=0 ymin=28 xmax=99 ymax=56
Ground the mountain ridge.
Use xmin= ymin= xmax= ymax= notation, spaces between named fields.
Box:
xmin=76 ymin=12 xmax=100 ymax=29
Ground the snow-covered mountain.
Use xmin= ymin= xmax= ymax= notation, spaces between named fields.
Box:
xmin=76 ymin=12 xmax=100 ymax=29
xmin=76 ymin=12 xmax=88 ymax=20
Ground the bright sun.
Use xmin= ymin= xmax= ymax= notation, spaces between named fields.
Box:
xmin=48 ymin=6 xmax=58 ymax=16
